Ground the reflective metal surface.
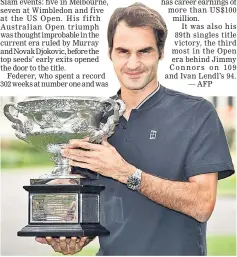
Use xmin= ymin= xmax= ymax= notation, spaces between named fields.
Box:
xmin=4 ymin=97 xmax=125 ymax=178
xmin=30 ymin=193 xmax=78 ymax=223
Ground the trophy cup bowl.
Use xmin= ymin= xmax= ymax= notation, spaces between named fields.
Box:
xmin=4 ymin=96 xmax=125 ymax=237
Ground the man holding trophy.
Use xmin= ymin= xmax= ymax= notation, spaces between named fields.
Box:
xmin=6 ymin=3 xmax=234 ymax=256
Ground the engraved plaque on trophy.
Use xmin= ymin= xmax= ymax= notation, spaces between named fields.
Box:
xmin=4 ymin=97 xmax=125 ymax=237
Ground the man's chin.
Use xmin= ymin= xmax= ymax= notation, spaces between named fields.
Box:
xmin=121 ymin=79 xmax=147 ymax=90
xmin=123 ymin=83 xmax=147 ymax=90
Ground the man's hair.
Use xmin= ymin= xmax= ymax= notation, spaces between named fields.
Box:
xmin=107 ymin=2 xmax=168 ymax=59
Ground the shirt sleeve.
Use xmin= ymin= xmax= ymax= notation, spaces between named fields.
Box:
xmin=184 ymin=99 xmax=235 ymax=180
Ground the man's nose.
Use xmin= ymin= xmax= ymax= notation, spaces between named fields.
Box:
xmin=126 ymin=54 xmax=140 ymax=70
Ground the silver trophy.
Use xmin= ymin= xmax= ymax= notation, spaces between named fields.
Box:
xmin=4 ymin=96 xmax=125 ymax=237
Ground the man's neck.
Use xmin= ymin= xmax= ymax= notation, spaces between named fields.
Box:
xmin=120 ymin=80 xmax=159 ymax=120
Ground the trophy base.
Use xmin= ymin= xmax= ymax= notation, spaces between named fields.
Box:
xmin=30 ymin=178 xmax=81 ymax=185
xmin=19 ymin=184 xmax=109 ymax=238
xmin=17 ymin=223 xmax=109 ymax=237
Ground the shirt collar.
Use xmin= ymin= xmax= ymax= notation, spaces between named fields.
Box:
xmin=135 ymin=84 xmax=160 ymax=109
xmin=113 ymin=83 xmax=165 ymax=110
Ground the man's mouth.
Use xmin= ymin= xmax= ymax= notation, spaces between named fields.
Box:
xmin=124 ymin=72 xmax=143 ymax=79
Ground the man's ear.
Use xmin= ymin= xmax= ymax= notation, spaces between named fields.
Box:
xmin=159 ymin=48 xmax=164 ymax=60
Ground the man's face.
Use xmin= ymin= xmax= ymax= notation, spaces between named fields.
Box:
xmin=110 ymin=21 xmax=161 ymax=91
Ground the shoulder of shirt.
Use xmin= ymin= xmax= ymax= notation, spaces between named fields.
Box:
xmin=109 ymin=86 xmax=215 ymax=112
xmin=163 ymin=86 xmax=203 ymax=101
xmin=163 ymin=86 xmax=216 ymax=112
xmin=110 ymin=87 xmax=204 ymax=101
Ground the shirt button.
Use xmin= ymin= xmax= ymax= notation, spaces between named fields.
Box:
xmin=125 ymin=138 xmax=130 ymax=143
xmin=123 ymin=125 xmax=127 ymax=130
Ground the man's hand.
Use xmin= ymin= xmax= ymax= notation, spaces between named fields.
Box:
xmin=61 ymin=138 xmax=136 ymax=183
xmin=35 ymin=236 xmax=92 ymax=255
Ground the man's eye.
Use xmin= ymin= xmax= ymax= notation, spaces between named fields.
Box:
xmin=119 ymin=50 xmax=128 ymax=54
xmin=139 ymin=49 xmax=150 ymax=54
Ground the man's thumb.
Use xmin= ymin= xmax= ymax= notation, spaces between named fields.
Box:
xmin=101 ymin=138 xmax=110 ymax=147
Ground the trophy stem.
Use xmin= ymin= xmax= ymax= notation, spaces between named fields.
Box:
xmin=51 ymin=154 xmax=70 ymax=176
xmin=38 ymin=144 xmax=80 ymax=179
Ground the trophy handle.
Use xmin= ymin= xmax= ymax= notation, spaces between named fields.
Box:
xmin=4 ymin=103 xmax=20 ymax=123
xmin=114 ymin=99 xmax=126 ymax=117
xmin=3 ymin=103 xmax=28 ymax=141
xmin=89 ymin=99 xmax=126 ymax=143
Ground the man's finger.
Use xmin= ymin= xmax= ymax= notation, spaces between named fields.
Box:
xmin=35 ymin=237 xmax=48 ymax=244
xmin=70 ymin=137 xmax=90 ymax=143
xmin=59 ymin=236 xmax=67 ymax=251
xmin=85 ymin=238 xmax=91 ymax=244
xmin=69 ymin=237 xmax=77 ymax=250
xmin=79 ymin=236 xmax=88 ymax=248
xmin=61 ymin=148 xmax=97 ymax=158
xmin=61 ymin=150 xmax=97 ymax=163
xmin=46 ymin=237 xmax=61 ymax=252
xmin=67 ymin=141 xmax=102 ymax=151
xmin=101 ymin=139 xmax=111 ymax=147
xmin=62 ymin=138 xmax=89 ymax=149
xmin=62 ymin=153 xmax=91 ymax=163
xmin=69 ymin=160 xmax=91 ymax=170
